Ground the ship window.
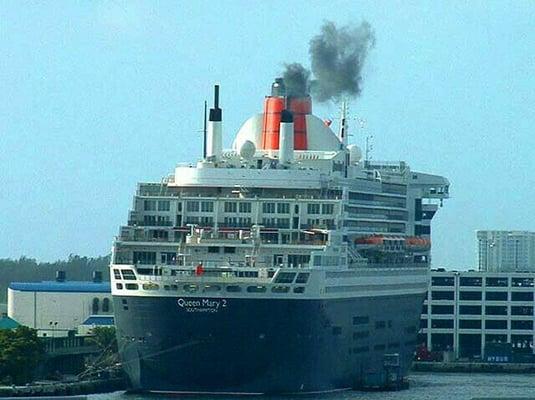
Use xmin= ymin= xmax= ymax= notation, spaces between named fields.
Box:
xmin=183 ymin=284 xmax=198 ymax=293
xmin=354 ymin=346 xmax=369 ymax=354
xmin=224 ymin=247 xmax=236 ymax=254
xmin=420 ymin=319 xmax=428 ymax=329
xmin=116 ymin=283 xmax=123 ymax=289
xmin=332 ymin=326 xmax=342 ymax=335
xmin=208 ymin=247 xmax=220 ymax=253
xmin=388 ymin=342 xmax=400 ymax=349
xmin=293 ymin=286 xmax=305 ymax=294
xmin=277 ymin=203 xmax=290 ymax=214
xmin=274 ymin=272 xmax=296 ymax=283
xmin=158 ymin=200 xmax=170 ymax=211
xmin=353 ymin=316 xmax=369 ymax=325
xmin=142 ymin=283 xmax=159 ymax=290
xmin=295 ymin=273 xmax=310 ymax=284
xmin=224 ymin=202 xmax=237 ymax=213
xmin=121 ymin=269 xmax=137 ymax=280
xmin=271 ymin=286 xmax=290 ymax=293
xmin=200 ymin=201 xmax=214 ymax=212
xmin=171 ymin=284 xmax=178 ymax=291
xmin=262 ymin=203 xmax=276 ymax=213
xmin=144 ymin=200 xmax=156 ymax=211
xmin=375 ymin=321 xmax=386 ymax=329
xmin=226 ymin=285 xmax=242 ymax=292
xmin=133 ymin=251 xmax=156 ymax=265
xmin=405 ymin=326 xmax=417 ymax=334
xmin=374 ymin=344 xmax=386 ymax=351
xmin=321 ymin=204 xmax=334 ymax=214
xmin=113 ymin=269 xmax=121 ymax=279
xmin=164 ymin=285 xmax=170 ymax=290
xmin=307 ymin=203 xmax=320 ymax=214
xmin=353 ymin=331 xmax=369 ymax=340
xmin=239 ymin=202 xmax=252 ymax=213
xmin=125 ymin=283 xmax=138 ymax=290
xmin=186 ymin=201 xmax=199 ymax=212
xmin=247 ymin=286 xmax=267 ymax=293
xmin=431 ymin=305 xmax=454 ymax=315
xmin=203 ymin=285 xmax=221 ymax=292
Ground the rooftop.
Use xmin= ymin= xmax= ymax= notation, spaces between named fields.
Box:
xmin=9 ymin=281 xmax=111 ymax=293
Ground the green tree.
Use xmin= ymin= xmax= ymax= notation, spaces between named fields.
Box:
xmin=88 ymin=326 xmax=118 ymax=353
xmin=0 ymin=326 xmax=44 ymax=384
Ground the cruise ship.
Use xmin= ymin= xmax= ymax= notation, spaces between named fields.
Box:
xmin=110 ymin=78 xmax=450 ymax=394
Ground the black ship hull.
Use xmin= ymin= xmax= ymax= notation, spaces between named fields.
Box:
xmin=114 ymin=293 xmax=424 ymax=394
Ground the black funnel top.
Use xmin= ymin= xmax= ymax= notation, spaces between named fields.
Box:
xmin=209 ymin=85 xmax=222 ymax=121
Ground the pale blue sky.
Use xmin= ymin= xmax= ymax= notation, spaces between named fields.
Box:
xmin=1 ymin=1 xmax=534 ymax=268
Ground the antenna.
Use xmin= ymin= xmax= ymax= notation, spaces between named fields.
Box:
xmin=338 ymin=100 xmax=348 ymax=147
xmin=365 ymin=134 xmax=374 ymax=164
xmin=203 ymin=100 xmax=207 ymax=159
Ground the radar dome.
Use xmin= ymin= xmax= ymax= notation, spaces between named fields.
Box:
xmin=347 ymin=144 xmax=362 ymax=164
xmin=239 ymin=140 xmax=256 ymax=159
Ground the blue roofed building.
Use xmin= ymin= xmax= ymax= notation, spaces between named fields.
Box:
xmin=7 ymin=271 xmax=113 ymax=337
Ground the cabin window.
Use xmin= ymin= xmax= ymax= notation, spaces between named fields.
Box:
xmin=353 ymin=316 xmax=369 ymax=325
xmin=113 ymin=269 xmax=121 ymax=279
xmin=184 ymin=284 xmax=198 ymax=293
xmin=203 ymin=285 xmax=221 ymax=292
xmin=274 ymin=272 xmax=296 ymax=284
xmin=116 ymin=283 xmax=123 ymax=289
xmin=224 ymin=202 xmax=237 ymax=213
xmin=293 ymin=287 xmax=305 ymax=294
xmin=247 ymin=286 xmax=267 ymax=293
xmin=226 ymin=285 xmax=242 ymax=292
xmin=158 ymin=200 xmax=170 ymax=211
xmin=239 ymin=202 xmax=252 ymax=213
xmin=271 ymin=286 xmax=290 ymax=293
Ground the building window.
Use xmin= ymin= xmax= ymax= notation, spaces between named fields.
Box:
xmin=512 ymin=292 xmax=534 ymax=302
xmin=92 ymin=298 xmax=99 ymax=314
xmin=460 ymin=277 xmax=482 ymax=287
xmin=102 ymin=298 xmax=111 ymax=313
xmin=420 ymin=319 xmax=428 ymax=329
xmin=511 ymin=320 xmax=533 ymax=330
xmin=431 ymin=291 xmax=455 ymax=300
xmin=262 ymin=203 xmax=275 ymax=213
xmin=512 ymin=277 xmax=534 ymax=287
xmin=485 ymin=320 xmax=508 ymax=330
xmin=307 ymin=203 xmax=320 ymax=214
xmin=431 ymin=319 xmax=454 ymax=329
xmin=486 ymin=291 xmax=508 ymax=301
xmin=459 ymin=305 xmax=481 ymax=315
xmin=485 ymin=306 xmax=507 ymax=315
xmin=486 ymin=277 xmax=508 ymax=287
xmin=201 ymin=201 xmax=214 ymax=212
xmin=375 ymin=321 xmax=386 ymax=329
xmin=186 ymin=201 xmax=199 ymax=212
xmin=332 ymin=326 xmax=342 ymax=335
xmin=459 ymin=319 xmax=481 ymax=329
xmin=353 ymin=331 xmax=369 ymax=340
xmin=459 ymin=291 xmax=482 ymax=301
xmin=431 ymin=276 xmax=454 ymax=286
xmin=431 ymin=305 xmax=454 ymax=315
xmin=511 ymin=306 xmax=533 ymax=316
xmin=239 ymin=202 xmax=252 ymax=213
xmin=157 ymin=200 xmax=170 ymax=211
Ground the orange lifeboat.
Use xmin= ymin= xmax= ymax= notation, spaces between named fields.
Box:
xmin=355 ymin=235 xmax=386 ymax=246
xmin=404 ymin=236 xmax=431 ymax=250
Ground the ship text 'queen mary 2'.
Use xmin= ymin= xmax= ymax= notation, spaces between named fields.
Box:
xmin=110 ymin=78 xmax=449 ymax=395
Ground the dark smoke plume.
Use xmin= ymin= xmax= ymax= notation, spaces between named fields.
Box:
xmin=281 ymin=21 xmax=375 ymax=102
xmin=282 ymin=63 xmax=310 ymax=98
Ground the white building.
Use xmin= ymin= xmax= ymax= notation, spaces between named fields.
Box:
xmin=477 ymin=230 xmax=535 ymax=272
xmin=420 ymin=269 xmax=535 ymax=361
xmin=7 ymin=277 xmax=112 ymax=337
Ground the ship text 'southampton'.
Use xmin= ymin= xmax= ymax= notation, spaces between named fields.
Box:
xmin=110 ymin=79 xmax=449 ymax=394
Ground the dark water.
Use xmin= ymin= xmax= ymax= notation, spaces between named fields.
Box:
xmin=89 ymin=372 xmax=535 ymax=400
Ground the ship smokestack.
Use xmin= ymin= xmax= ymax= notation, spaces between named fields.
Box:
xmin=261 ymin=78 xmax=311 ymax=152
xmin=279 ymin=109 xmax=294 ymax=164
xmin=206 ymin=85 xmax=222 ymax=160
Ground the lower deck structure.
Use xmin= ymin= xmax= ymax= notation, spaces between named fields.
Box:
xmin=115 ymin=292 xmax=423 ymax=394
